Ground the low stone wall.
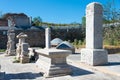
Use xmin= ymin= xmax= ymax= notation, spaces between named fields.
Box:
xmin=0 ymin=28 xmax=85 ymax=49
xmin=14 ymin=30 xmax=45 ymax=48
xmin=51 ymin=28 xmax=85 ymax=42
xmin=0 ymin=29 xmax=45 ymax=49
xmin=0 ymin=30 xmax=7 ymax=49
xmin=105 ymin=48 xmax=120 ymax=54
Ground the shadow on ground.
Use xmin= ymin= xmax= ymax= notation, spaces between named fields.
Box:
xmin=5 ymin=72 xmax=42 ymax=80
xmin=104 ymin=62 xmax=120 ymax=66
xmin=0 ymin=52 xmax=4 ymax=55
xmin=70 ymin=65 xmax=94 ymax=77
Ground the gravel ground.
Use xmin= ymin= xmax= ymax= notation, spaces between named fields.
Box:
xmin=0 ymin=53 xmax=120 ymax=80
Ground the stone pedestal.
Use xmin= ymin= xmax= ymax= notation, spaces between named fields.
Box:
xmin=81 ymin=49 xmax=108 ymax=66
xmin=80 ymin=2 xmax=108 ymax=66
xmin=20 ymin=43 xmax=29 ymax=63
xmin=35 ymin=49 xmax=72 ymax=77
xmin=20 ymin=56 xmax=29 ymax=63
xmin=16 ymin=32 xmax=30 ymax=63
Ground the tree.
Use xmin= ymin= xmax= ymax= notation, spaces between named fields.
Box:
xmin=103 ymin=0 xmax=119 ymax=24
xmin=32 ymin=16 xmax=42 ymax=26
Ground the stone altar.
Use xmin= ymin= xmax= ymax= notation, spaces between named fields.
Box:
xmin=35 ymin=49 xmax=72 ymax=77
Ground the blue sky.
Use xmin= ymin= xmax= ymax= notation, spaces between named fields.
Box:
xmin=0 ymin=0 xmax=119 ymax=24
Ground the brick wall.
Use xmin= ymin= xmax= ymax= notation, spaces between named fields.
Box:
xmin=0 ymin=19 xmax=8 ymax=26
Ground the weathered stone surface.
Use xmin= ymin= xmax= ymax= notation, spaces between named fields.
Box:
xmin=16 ymin=32 xmax=29 ymax=63
xmin=21 ymin=43 xmax=29 ymax=56
xmin=6 ymin=30 xmax=15 ymax=56
xmin=81 ymin=49 xmax=108 ymax=66
xmin=20 ymin=56 xmax=29 ymax=63
xmin=80 ymin=2 xmax=108 ymax=66
xmin=35 ymin=48 xmax=72 ymax=77
xmin=20 ymin=43 xmax=29 ymax=63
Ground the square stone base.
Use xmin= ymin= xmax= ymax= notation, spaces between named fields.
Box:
xmin=20 ymin=56 xmax=29 ymax=63
xmin=81 ymin=48 xmax=108 ymax=66
xmin=36 ymin=57 xmax=71 ymax=77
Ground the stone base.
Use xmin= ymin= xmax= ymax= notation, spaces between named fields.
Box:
xmin=81 ymin=48 xmax=108 ymax=66
xmin=5 ymin=50 xmax=16 ymax=56
xmin=0 ymin=72 xmax=5 ymax=80
xmin=36 ymin=59 xmax=71 ymax=77
xmin=16 ymin=55 xmax=20 ymax=61
xmin=35 ymin=49 xmax=72 ymax=77
xmin=20 ymin=56 xmax=29 ymax=63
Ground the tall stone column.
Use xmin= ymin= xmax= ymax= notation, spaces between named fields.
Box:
xmin=45 ymin=28 xmax=51 ymax=49
xmin=80 ymin=2 xmax=108 ymax=66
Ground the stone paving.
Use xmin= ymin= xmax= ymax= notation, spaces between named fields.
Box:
xmin=0 ymin=52 xmax=120 ymax=80
xmin=68 ymin=53 xmax=120 ymax=77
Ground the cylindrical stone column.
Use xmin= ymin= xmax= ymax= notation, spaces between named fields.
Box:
xmin=45 ymin=28 xmax=51 ymax=49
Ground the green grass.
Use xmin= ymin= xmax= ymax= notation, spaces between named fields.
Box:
xmin=0 ymin=49 xmax=6 ymax=52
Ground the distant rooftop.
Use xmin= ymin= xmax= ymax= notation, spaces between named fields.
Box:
xmin=2 ymin=13 xmax=28 ymax=19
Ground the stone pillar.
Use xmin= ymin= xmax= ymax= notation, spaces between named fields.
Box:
xmin=45 ymin=28 xmax=51 ymax=49
xmin=6 ymin=30 xmax=16 ymax=56
xmin=6 ymin=17 xmax=16 ymax=56
xmin=80 ymin=2 xmax=108 ymax=66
